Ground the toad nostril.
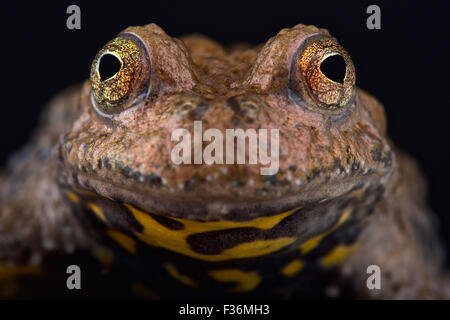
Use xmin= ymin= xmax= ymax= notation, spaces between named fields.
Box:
xmin=242 ymin=102 xmax=258 ymax=112
xmin=226 ymin=96 xmax=262 ymax=124
xmin=172 ymin=96 xmax=209 ymax=121
xmin=181 ymin=103 xmax=195 ymax=111
xmin=242 ymin=102 xmax=258 ymax=120
xmin=188 ymin=104 xmax=209 ymax=121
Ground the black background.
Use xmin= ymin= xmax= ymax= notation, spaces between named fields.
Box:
xmin=1 ymin=1 xmax=449 ymax=259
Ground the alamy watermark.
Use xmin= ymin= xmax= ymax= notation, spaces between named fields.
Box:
xmin=66 ymin=5 xmax=81 ymax=30
xmin=366 ymin=5 xmax=381 ymax=30
xmin=366 ymin=264 xmax=381 ymax=290
xmin=171 ymin=121 xmax=279 ymax=175
xmin=66 ymin=264 xmax=81 ymax=290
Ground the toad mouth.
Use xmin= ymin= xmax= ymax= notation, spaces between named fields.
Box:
xmin=59 ymin=164 xmax=386 ymax=221
xmin=62 ymin=174 xmax=361 ymax=266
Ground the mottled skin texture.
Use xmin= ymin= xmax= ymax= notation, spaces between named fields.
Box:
xmin=0 ymin=24 xmax=448 ymax=299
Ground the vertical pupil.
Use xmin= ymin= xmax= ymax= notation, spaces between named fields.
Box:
xmin=98 ymin=54 xmax=122 ymax=81
xmin=320 ymin=55 xmax=346 ymax=83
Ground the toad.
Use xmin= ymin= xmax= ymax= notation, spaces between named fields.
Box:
xmin=0 ymin=23 xmax=448 ymax=299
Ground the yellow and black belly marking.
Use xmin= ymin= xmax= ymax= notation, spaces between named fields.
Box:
xmin=107 ymin=230 xmax=137 ymax=254
xmin=319 ymin=243 xmax=360 ymax=269
xmin=0 ymin=264 xmax=41 ymax=281
xmin=163 ymin=263 xmax=198 ymax=287
xmin=63 ymin=188 xmax=367 ymax=298
xmin=299 ymin=209 xmax=351 ymax=255
xmin=280 ymin=259 xmax=304 ymax=277
xmin=125 ymin=203 xmax=298 ymax=262
xmin=208 ymin=269 xmax=261 ymax=292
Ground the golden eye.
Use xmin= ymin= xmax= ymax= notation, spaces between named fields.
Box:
xmin=90 ymin=34 xmax=151 ymax=115
xmin=290 ymin=35 xmax=356 ymax=113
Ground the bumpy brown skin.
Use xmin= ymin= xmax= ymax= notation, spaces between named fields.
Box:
xmin=0 ymin=24 xmax=448 ymax=298
xmin=60 ymin=24 xmax=391 ymax=219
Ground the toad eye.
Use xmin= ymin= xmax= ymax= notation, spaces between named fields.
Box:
xmin=289 ymin=35 xmax=356 ymax=113
xmin=90 ymin=34 xmax=151 ymax=115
